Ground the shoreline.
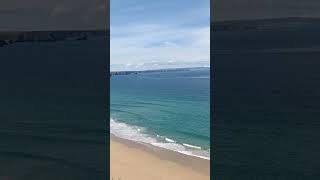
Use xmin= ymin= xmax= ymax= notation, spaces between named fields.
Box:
xmin=110 ymin=118 xmax=210 ymax=160
xmin=111 ymin=135 xmax=210 ymax=180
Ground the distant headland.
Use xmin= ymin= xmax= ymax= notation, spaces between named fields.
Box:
xmin=110 ymin=67 xmax=209 ymax=77
xmin=0 ymin=30 xmax=108 ymax=47
xmin=213 ymin=17 xmax=320 ymax=31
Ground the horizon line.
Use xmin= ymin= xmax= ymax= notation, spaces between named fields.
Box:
xmin=110 ymin=66 xmax=210 ymax=73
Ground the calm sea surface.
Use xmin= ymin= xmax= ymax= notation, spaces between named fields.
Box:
xmin=0 ymin=39 xmax=107 ymax=180
xmin=213 ymin=24 xmax=320 ymax=179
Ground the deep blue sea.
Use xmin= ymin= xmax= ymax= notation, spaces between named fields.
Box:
xmin=0 ymin=38 xmax=107 ymax=180
xmin=110 ymin=68 xmax=210 ymax=159
xmin=213 ymin=20 xmax=320 ymax=179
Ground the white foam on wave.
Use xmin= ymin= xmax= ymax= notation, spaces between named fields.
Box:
xmin=183 ymin=143 xmax=202 ymax=150
xmin=110 ymin=118 xmax=156 ymax=144
xmin=165 ymin=137 xmax=176 ymax=143
xmin=110 ymin=118 xmax=210 ymax=160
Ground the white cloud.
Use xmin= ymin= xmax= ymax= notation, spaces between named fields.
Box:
xmin=110 ymin=23 xmax=209 ymax=71
xmin=110 ymin=0 xmax=210 ymax=71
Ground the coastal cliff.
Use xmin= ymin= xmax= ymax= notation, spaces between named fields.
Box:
xmin=0 ymin=30 xmax=108 ymax=47
xmin=213 ymin=17 xmax=320 ymax=31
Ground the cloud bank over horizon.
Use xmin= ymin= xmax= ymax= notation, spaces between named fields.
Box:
xmin=111 ymin=0 xmax=210 ymax=71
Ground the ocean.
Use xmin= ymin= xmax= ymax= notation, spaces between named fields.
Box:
xmin=110 ymin=68 xmax=210 ymax=159
xmin=0 ymin=38 xmax=108 ymax=180
xmin=213 ymin=19 xmax=320 ymax=179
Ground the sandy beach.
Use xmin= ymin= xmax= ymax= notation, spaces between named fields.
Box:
xmin=110 ymin=136 xmax=210 ymax=180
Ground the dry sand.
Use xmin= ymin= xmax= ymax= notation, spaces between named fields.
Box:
xmin=110 ymin=137 xmax=210 ymax=180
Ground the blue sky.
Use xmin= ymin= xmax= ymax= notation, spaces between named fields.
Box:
xmin=111 ymin=0 xmax=210 ymax=71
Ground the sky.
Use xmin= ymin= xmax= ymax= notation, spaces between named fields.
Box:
xmin=212 ymin=0 xmax=320 ymax=21
xmin=110 ymin=0 xmax=210 ymax=71
xmin=1 ymin=0 xmax=320 ymax=29
xmin=0 ymin=0 xmax=108 ymax=30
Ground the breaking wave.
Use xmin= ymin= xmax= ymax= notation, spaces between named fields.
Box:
xmin=110 ymin=118 xmax=210 ymax=160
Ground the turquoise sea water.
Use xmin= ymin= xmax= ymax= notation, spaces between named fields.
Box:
xmin=110 ymin=68 xmax=210 ymax=159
